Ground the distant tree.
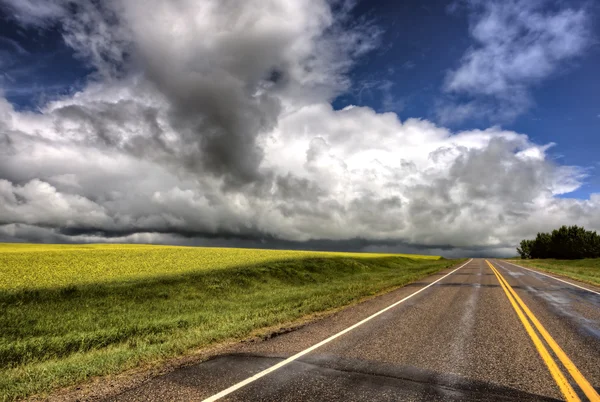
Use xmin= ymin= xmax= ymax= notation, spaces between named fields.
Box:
xmin=517 ymin=225 xmax=600 ymax=259
xmin=517 ymin=239 xmax=532 ymax=259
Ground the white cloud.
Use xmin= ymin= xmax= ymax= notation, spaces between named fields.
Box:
xmin=441 ymin=0 xmax=591 ymax=123
xmin=0 ymin=0 xmax=66 ymax=26
xmin=2 ymin=94 xmax=595 ymax=255
xmin=0 ymin=0 xmax=597 ymax=256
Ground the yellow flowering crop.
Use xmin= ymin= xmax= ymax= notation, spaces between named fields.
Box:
xmin=0 ymin=243 xmax=439 ymax=291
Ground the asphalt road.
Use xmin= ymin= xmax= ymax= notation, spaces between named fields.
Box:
xmin=109 ymin=259 xmax=600 ymax=402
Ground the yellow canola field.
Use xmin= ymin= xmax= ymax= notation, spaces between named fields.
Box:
xmin=0 ymin=243 xmax=439 ymax=291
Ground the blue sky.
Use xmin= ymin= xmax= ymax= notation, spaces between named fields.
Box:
xmin=4 ymin=0 xmax=598 ymax=198
xmin=335 ymin=0 xmax=600 ymax=198
xmin=0 ymin=15 xmax=90 ymax=107
xmin=0 ymin=0 xmax=599 ymax=255
xmin=2 ymin=0 xmax=598 ymax=200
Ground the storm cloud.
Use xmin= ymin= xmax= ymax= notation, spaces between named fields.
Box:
xmin=0 ymin=0 xmax=598 ymax=257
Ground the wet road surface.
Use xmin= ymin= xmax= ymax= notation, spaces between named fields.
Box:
xmin=109 ymin=259 xmax=600 ymax=401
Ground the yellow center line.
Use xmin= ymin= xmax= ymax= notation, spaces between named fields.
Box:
xmin=485 ymin=260 xmax=580 ymax=401
xmin=486 ymin=260 xmax=600 ymax=402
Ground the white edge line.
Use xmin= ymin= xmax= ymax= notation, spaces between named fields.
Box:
xmin=499 ymin=260 xmax=600 ymax=296
xmin=202 ymin=258 xmax=473 ymax=402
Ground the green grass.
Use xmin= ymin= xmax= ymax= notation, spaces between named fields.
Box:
xmin=505 ymin=258 xmax=600 ymax=286
xmin=0 ymin=243 xmax=459 ymax=401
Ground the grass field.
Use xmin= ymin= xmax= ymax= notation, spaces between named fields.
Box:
xmin=505 ymin=258 xmax=600 ymax=286
xmin=0 ymin=243 xmax=458 ymax=401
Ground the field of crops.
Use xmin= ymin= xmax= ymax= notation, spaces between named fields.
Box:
xmin=0 ymin=243 xmax=456 ymax=401
xmin=0 ymin=243 xmax=438 ymax=291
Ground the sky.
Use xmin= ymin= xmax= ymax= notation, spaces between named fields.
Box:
xmin=0 ymin=0 xmax=599 ymax=257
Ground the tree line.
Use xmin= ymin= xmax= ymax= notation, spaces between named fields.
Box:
xmin=517 ymin=225 xmax=600 ymax=259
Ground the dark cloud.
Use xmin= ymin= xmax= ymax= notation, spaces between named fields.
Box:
xmin=0 ymin=222 xmax=484 ymax=258
xmin=1 ymin=0 xmax=377 ymax=188
xmin=0 ymin=0 xmax=598 ymax=257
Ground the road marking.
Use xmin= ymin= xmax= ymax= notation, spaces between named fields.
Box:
xmin=491 ymin=261 xmax=600 ymax=402
xmin=201 ymin=259 xmax=473 ymax=402
xmin=500 ymin=260 xmax=600 ymax=296
xmin=486 ymin=260 xmax=579 ymax=401
xmin=488 ymin=260 xmax=600 ymax=402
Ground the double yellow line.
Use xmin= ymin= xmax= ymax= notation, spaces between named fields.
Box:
xmin=485 ymin=260 xmax=599 ymax=402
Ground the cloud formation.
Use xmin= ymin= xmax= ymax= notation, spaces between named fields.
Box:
xmin=0 ymin=0 xmax=598 ymax=256
xmin=440 ymin=0 xmax=591 ymax=123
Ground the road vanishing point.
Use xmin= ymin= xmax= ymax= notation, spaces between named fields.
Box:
xmin=110 ymin=259 xmax=600 ymax=402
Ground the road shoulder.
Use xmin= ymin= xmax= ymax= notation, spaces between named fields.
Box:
xmin=501 ymin=260 xmax=600 ymax=293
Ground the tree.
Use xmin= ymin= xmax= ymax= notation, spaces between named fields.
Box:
xmin=517 ymin=225 xmax=600 ymax=259
xmin=517 ymin=239 xmax=533 ymax=259
xmin=530 ymin=232 xmax=551 ymax=259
